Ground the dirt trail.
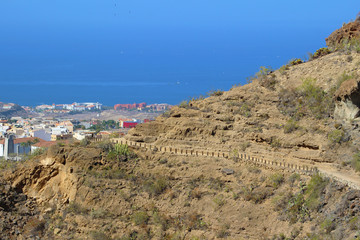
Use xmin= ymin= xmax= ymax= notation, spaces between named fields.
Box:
xmin=315 ymin=162 xmax=360 ymax=190
xmin=113 ymin=138 xmax=360 ymax=190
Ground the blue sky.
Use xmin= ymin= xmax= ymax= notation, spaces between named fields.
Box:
xmin=0 ymin=1 xmax=358 ymax=105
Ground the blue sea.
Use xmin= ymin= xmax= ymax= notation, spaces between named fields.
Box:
xmin=0 ymin=26 xmax=330 ymax=106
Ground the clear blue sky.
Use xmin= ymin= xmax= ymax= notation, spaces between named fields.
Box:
xmin=0 ymin=1 xmax=358 ymax=105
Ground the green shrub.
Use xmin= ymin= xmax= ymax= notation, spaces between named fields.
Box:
xmin=80 ymin=138 xmax=90 ymax=147
xmin=179 ymin=100 xmax=189 ymax=108
xmin=247 ymin=66 xmax=273 ymax=84
xmin=216 ymin=224 xmax=230 ymax=238
xmin=312 ymin=48 xmax=331 ymax=59
xmin=208 ymin=89 xmax=224 ymax=97
xmin=269 ymin=173 xmax=284 ymax=188
xmin=288 ymin=58 xmax=303 ymax=66
xmin=328 ymin=71 xmax=357 ymax=97
xmin=65 ymin=202 xmax=89 ymax=215
xmin=132 ymin=211 xmax=149 ymax=225
xmin=352 ymin=152 xmax=360 ymax=172
xmin=213 ymin=195 xmax=226 ymax=209
xmin=272 ymin=191 xmax=293 ymax=211
xmin=283 ymin=119 xmax=299 ymax=133
xmin=240 ymin=142 xmax=250 ymax=151
xmin=278 ymin=78 xmax=333 ymax=120
xmin=298 ymin=78 xmax=332 ymax=119
xmin=114 ymin=144 xmax=130 ymax=156
xmin=208 ymin=177 xmax=225 ymax=191
xmin=278 ymin=65 xmax=289 ymax=75
xmin=31 ymin=148 xmax=46 ymax=157
xmin=90 ymin=231 xmax=111 ymax=240
xmin=144 ymin=177 xmax=169 ymax=196
xmin=349 ymin=216 xmax=359 ymax=230
xmin=305 ymin=174 xmax=328 ymax=210
xmin=320 ymin=218 xmax=335 ymax=234
xmin=287 ymin=193 xmax=309 ymax=223
xmin=239 ymin=103 xmax=252 ymax=117
xmin=270 ymin=137 xmax=282 ymax=149
xmin=328 ymin=129 xmax=345 ymax=144
xmin=288 ymin=173 xmax=300 ymax=185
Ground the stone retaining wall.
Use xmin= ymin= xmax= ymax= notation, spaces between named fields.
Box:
xmin=111 ymin=138 xmax=317 ymax=176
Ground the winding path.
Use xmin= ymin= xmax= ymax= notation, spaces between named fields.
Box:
xmin=109 ymin=138 xmax=360 ymax=190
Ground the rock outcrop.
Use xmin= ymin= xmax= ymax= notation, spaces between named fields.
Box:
xmin=326 ymin=19 xmax=360 ymax=50
xmin=334 ymin=78 xmax=360 ymax=120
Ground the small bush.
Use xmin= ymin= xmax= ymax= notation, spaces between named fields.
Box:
xmin=90 ymin=231 xmax=111 ymax=240
xmin=179 ymin=100 xmax=189 ymax=108
xmin=298 ymin=78 xmax=332 ymax=119
xmin=320 ymin=218 xmax=335 ymax=234
xmin=153 ymin=211 xmax=170 ymax=231
xmin=278 ymin=65 xmax=289 ymax=75
xmin=283 ymin=119 xmax=299 ymax=133
xmin=349 ymin=216 xmax=359 ymax=230
xmin=287 ymin=193 xmax=309 ymax=223
xmin=312 ymin=48 xmax=331 ymax=59
xmin=239 ymin=103 xmax=252 ymax=118
xmin=185 ymin=212 xmax=208 ymax=230
xmin=213 ymin=195 xmax=226 ymax=209
xmin=65 ymin=202 xmax=88 ymax=215
xmin=270 ymin=137 xmax=282 ymax=149
xmin=352 ymin=152 xmax=360 ymax=172
xmin=114 ymin=144 xmax=130 ymax=156
xmin=132 ymin=211 xmax=149 ymax=225
xmin=288 ymin=58 xmax=303 ymax=66
xmin=80 ymin=138 xmax=90 ymax=147
xmin=30 ymin=148 xmax=46 ymax=157
xmin=328 ymin=129 xmax=345 ymax=144
xmin=216 ymin=224 xmax=230 ymax=238
xmin=208 ymin=89 xmax=224 ymax=97
xmin=240 ymin=141 xmax=250 ymax=151
xmin=305 ymin=174 xmax=328 ymax=210
xmin=269 ymin=173 xmax=284 ymax=188
xmin=247 ymin=66 xmax=273 ymax=83
xmin=272 ymin=191 xmax=293 ymax=211
xmin=144 ymin=177 xmax=169 ymax=196
xmin=260 ymin=74 xmax=277 ymax=90
xmin=288 ymin=173 xmax=300 ymax=185
xmin=208 ymin=177 xmax=225 ymax=191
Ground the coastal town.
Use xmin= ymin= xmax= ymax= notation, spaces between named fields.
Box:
xmin=0 ymin=101 xmax=172 ymax=159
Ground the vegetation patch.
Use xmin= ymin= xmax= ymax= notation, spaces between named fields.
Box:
xmin=132 ymin=211 xmax=149 ymax=226
xmin=283 ymin=119 xmax=299 ymax=133
xmin=312 ymin=47 xmax=332 ymax=59
xmin=278 ymin=78 xmax=333 ymax=120
xmin=327 ymin=129 xmax=345 ymax=144
xmin=304 ymin=174 xmax=328 ymax=211
xmin=352 ymin=152 xmax=360 ymax=172
xmin=208 ymin=89 xmax=224 ymax=97
xmin=288 ymin=58 xmax=303 ymax=66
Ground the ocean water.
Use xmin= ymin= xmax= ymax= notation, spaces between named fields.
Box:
xmin=0 ymin=26 xmax=330 ymax=106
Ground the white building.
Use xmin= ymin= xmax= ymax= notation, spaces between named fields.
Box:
xmin=51 ymin=126 xmax=69 ymax=135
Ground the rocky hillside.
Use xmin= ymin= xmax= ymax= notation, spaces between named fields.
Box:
xmin=1 ymin=19 xmax=360 ymax=240
xmin=1 ymin=142 xmax=359 ymax=239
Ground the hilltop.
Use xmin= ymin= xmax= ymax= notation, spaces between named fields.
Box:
xmin=0 ymin=20 xmax=360 ymax=240
xmin=0 ymin=102 xmax=28 ymax=118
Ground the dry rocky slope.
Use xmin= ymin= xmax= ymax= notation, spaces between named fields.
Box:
xmin=1 ymin=20 xmax=360 ymax=240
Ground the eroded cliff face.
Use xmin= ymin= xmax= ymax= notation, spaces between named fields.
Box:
xmin=334 ymin=78 xmax=360 ymax=120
